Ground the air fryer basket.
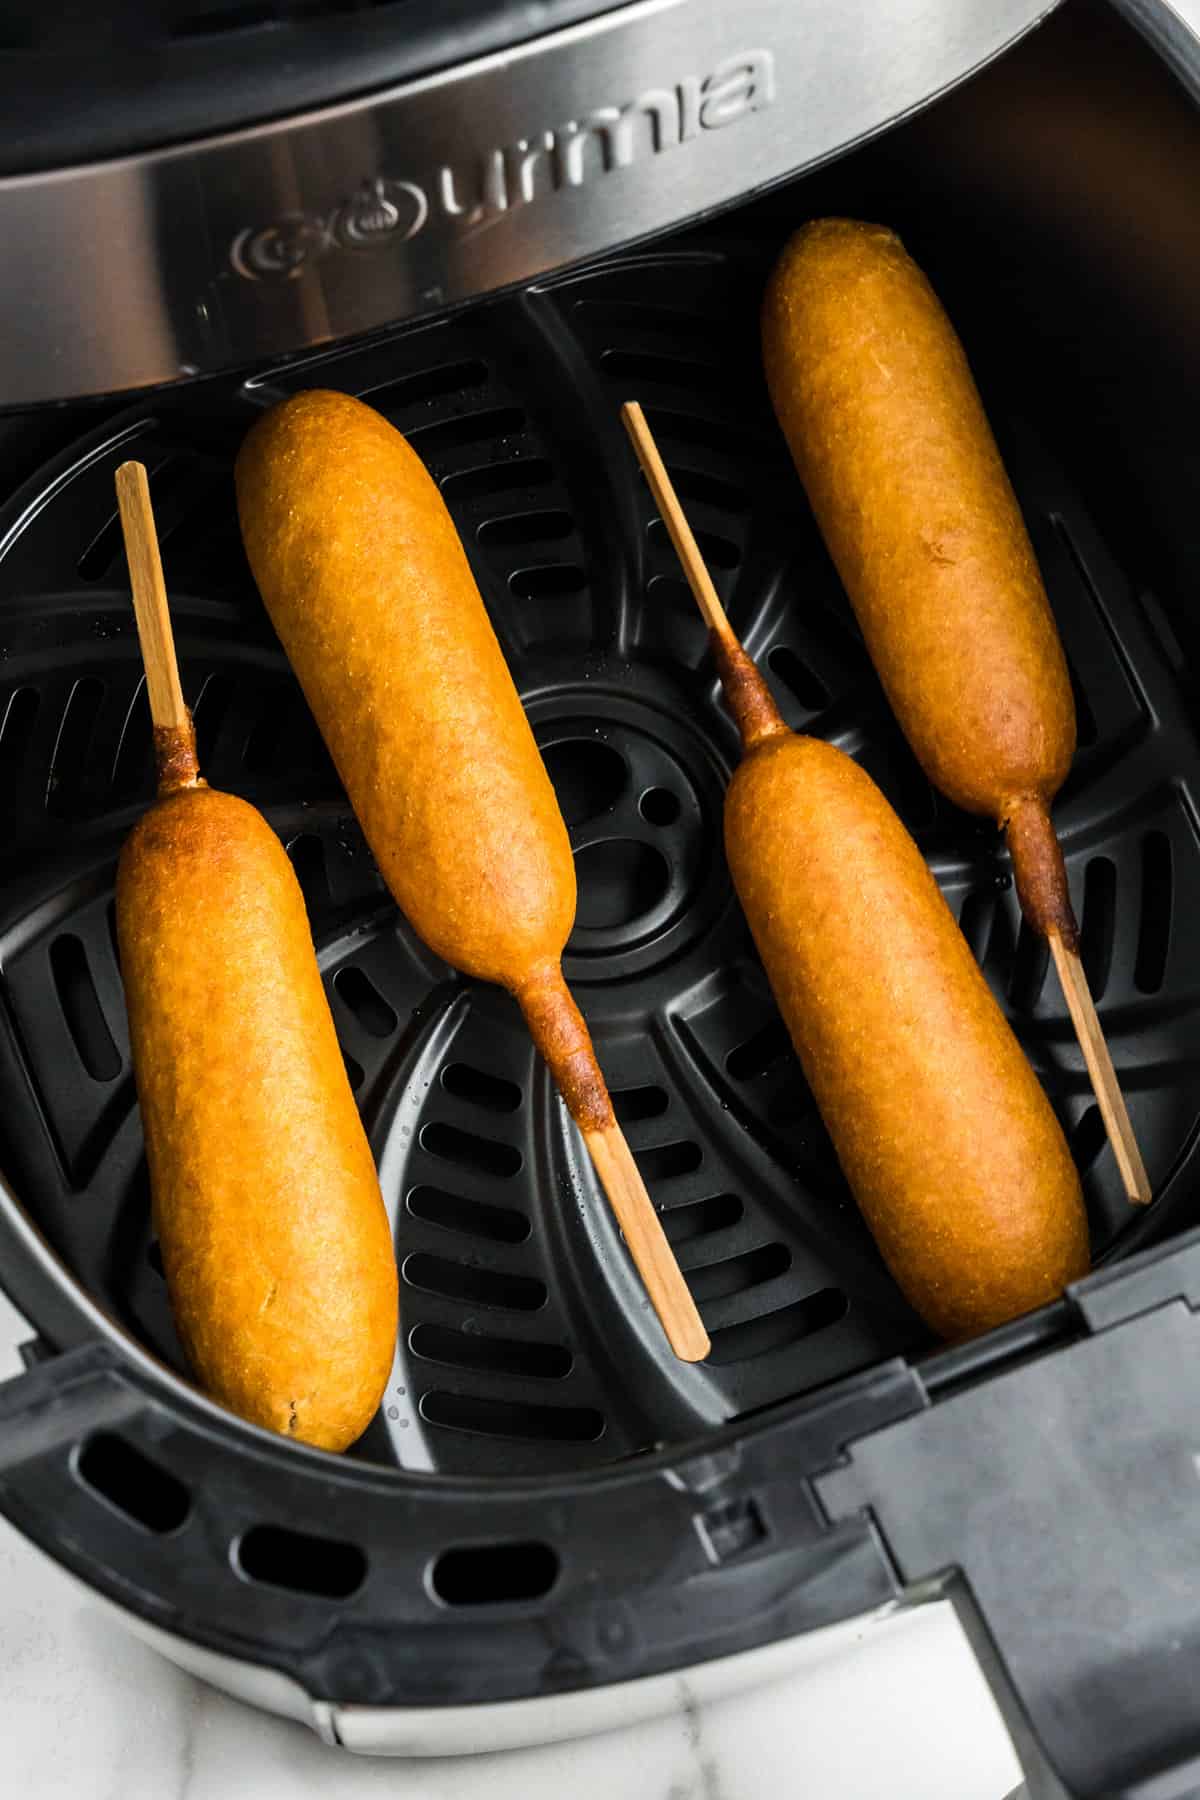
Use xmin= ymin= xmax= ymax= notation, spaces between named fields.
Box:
xmin=4 ymin=2 xmax=1200 ymax=1790
xmin=3 ymin=217 xmax=1193 ymax=1472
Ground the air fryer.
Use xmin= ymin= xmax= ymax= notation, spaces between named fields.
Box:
xmin=1 ymin=4 xmax=1199 ymax=1796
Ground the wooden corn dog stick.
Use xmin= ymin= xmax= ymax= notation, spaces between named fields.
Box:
xmin=623 ymin=404 xmax=735 ymax=647
xmin=622 ymin=403 xmax=783 ymax=750
xmin=623 ymin=402 xmax=1089 ymax=1343
xmin=115 ymin=461 xmax=398 ymax=1449
xmin=762 ymin=218 xmax=1150 ymax=1206
xmin=1048 ymin=932 xmax=1150 ymax=1205
xmin=115 ymin=462 xmax=200 ymax=792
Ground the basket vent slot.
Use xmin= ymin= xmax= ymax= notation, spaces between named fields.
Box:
xmin=726 ymin=1020 xmax=791 ymax=1082
xmin=407 ymin=1184 xmax=529 ymax=1245
xmin=707 ymin=1289 xmax=848 ymax=1365
xmin=430 ymin=1539 xmax=559 ymax=1604
xmin=662 ymin=1193 xmax=743 ymax=1246
xmin=334 ymin=966 xmax=398 ymax=1039
xmin=1135 ymin=830 xmax=1172 ymax=994
xmin=420 ymin=1121 xmax=522 ymax=1179
xmin=634 ymin=1139 xmax=702 ymax=1182
xmin=442 ymin=459 xmax=554 ymax=502
xmin=441 ymin=1062 xmax=522 ymax=1114
xmin=48 ymin=677 xmax=106 ymax=817
xmin=769 ymin=646 xmax=830 ymax=712
xmin=1071 ymin=1103 xmax=1109 ymax=1174
xmin=288 ymin=833 xmax=330 ymax=910
xmin=237 ymin=1524 xmax=366 ymax=1599
xmin=479 ymin=509 xmax=573 ymax=548
xmin=77 ymin=1433 xmax=190 ymax=1534
xmin=1081 ymin=855 xmax=1118 ymax=1001
xmin=612 ymin=1083 xmax=669 ymax=1123
xmin=647 ymin=515 xmax=738 ymax=570
xmin=51 ymin=934 xmax=120 ymax=1082
xmin=366 ymin=357 xmax=488 ymax=411
xmin=403 ymin=1253 xmax=545 ymax=1312
xmin=686 ymin=1242 xmax=791 ymax=1303
xmin=410 ymin=1323 xmax=571 ymax=1380
xmin=408 ymin=406 xmax=524 ymax=456
xmin=421 ymin=1391 xmax=602 ymax=1443
xmin=1009 ymin=917 xmax=1051 ymax=1013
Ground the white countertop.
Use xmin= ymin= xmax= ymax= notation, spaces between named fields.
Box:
xmin=0 ymin=1286 xmax=1024 ymax=1800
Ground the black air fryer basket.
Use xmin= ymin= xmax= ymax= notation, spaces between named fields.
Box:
xmin=5 ymin=5 xmax=1200 ymax=1795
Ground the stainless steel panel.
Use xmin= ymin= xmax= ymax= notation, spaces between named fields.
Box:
xmin=0 ymin=0 xmax=1057 ymax=404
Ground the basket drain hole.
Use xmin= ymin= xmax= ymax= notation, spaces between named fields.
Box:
xmin=76 ymin=1433 xmax=190 ymax=1534
xmin=574 ymin=840 xmax=669 ymax=930
xmin=430 ymin=1539 xmax=559 ymax=1606
xmin=639 ymin=787 xmax=680 ymax=827
xmin=237 ymin=1524 xmax=366 ymax=1599
xmin=541 ymin=737 xmax=626 ymax=826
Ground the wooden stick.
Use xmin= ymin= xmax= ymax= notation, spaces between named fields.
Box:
xmin=622 ymin=402 xmax=736 ymax=648
xmin=623 ymin=401 xmax=786 ymax=751
xmin=115 ymin=461 xmax=199 ymax=791
xmin=583 ymin=1123 xmax=710 ymax=1363
xmin=519 ymin=967 xmax=709 ymax=1362
xmin=115 ymin=462 xmax=188 ymax=731
xmin=1048 ymin=930 xmax=1152 ymax=1204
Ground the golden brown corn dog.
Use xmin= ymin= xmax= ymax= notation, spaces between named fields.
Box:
xmin=237 ymin=392 xmax=576 ymax=1000
xmin=235 ymin=390 xmax=708 ymax=1362
xmin=723 ymin=646 xmax=1088 ymax=1337
xmin=621 ymin=402 xmax=1088 ymax=1340
xmin=118 ymin=744 xmax=398 ymax=1451
xmin=762 ymin=217 xmax=1076 ymax=942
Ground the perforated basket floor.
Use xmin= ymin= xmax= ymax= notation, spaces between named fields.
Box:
xmin=0 ymin=239 xmax=1195 ymax=1477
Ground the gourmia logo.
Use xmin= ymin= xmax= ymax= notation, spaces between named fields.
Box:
xmin=231 ymin=49 xmax=775 ymax=282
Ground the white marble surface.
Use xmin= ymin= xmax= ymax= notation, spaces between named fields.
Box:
xmin=0 ymin=1287 xmax=1024 ymax=1800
